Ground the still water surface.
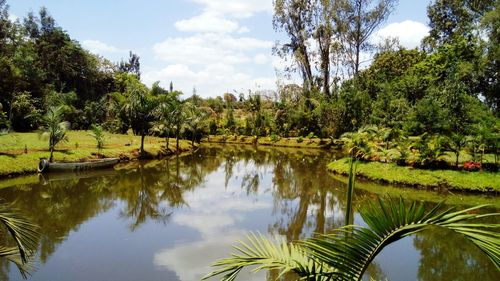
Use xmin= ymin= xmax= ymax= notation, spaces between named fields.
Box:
xmin=0 ymin=144 xmax=498 ymax=281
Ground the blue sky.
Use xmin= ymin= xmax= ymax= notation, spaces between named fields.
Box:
xmin=8 ymin=0 xmax=432 ymax=97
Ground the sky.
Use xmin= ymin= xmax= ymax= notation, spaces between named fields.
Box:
xmin=8 ymin=0 xmax=432 ymax=98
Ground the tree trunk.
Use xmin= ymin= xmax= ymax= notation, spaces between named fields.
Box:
xmin=455 ymin=151 xmax=459 ymax=167
xmin=140 ymin=134 xmax=145 ymax=157
xmin=176 ymin=128 xmax=180 ymax=152
xmin=166 ymin=136 xmax=169 ymax=151
xmin=49 ymin=146 xmax=54 ymax=162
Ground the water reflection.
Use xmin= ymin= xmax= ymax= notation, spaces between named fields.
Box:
xmin=0 ymin=144 xmax=497 ymax=281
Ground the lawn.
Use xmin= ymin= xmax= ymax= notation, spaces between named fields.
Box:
xmin=0 ymin=131 xmax=192 ymax=176
xmin=327 ymin=158 xmax=500 ymax=193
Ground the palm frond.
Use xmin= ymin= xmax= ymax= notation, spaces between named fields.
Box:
xmin=0 ymin=204 xmax=40 ymax=278
xmin=202 ymin=232 xmax=329 ymax=281
xmin=205 ymin=197 xmax=500 ymax=281
xmin=303 ymin=197 xmax=500 ymax=280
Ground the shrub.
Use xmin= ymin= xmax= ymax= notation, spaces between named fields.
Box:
xmin=269 ymin=134 xmax=280 ymax=142
xmin=296 ymin=137 xmax=304 ymax=143
xmin=463 ymin=161 xmax=481 ymax=171
xmin=481 ymin=163 xmax=498 ymax=172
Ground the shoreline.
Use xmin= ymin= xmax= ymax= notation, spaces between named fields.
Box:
xmin=0 ymin=131 xmax=194 ymax=178
xmin=202 ymin=135 xmax=337 ymax=149
xmin=327 ymin=158 xmax=500 ymax=194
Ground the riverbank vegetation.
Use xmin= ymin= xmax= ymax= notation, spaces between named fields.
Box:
xmin=0 ymin=1 xmax=498 ymax=182
xmin=328 ymin=158 xmax=500 ymax=193
xmin=0 ymin=131 xmax=191 ymax=176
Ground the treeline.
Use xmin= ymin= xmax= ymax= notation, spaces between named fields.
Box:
xmin=0 ymin=0 xmax=499 ymax=162
xmin=0 ymin=1 xmax=142 ymax=132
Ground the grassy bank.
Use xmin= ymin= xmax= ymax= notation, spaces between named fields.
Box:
xmin=203 ymin=135 xmax=334 ymax=149
xmin=327 ymin=158 xmax=500 ymax=193
xmin=329 ymin=174 xmax=500 ymax=207
xmin=0 ymin=131 xmax=192 ymax=177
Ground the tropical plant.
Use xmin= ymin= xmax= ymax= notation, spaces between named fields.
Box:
xmin=446 ymin=132 xmax=468 ymax=167
xmin=414 ymin=133 xmax=447 ymax=167
xmin=88 ymin=124 xmax=105 ymax=155
xmin=183 ymin=102 xmax=207 ymax=146
xmin=154 ymin=92 xmax=179 ymax=151
xmin=204 ymin=198 xmax=499 ymax=281
xmin=123 ymin=89 xmax=158 ymax=157
xmin=171 ymin=99 xmax=187 ymax=151
xmin=340 ymin=126 xmax=378 ymax=160
xmin=0 ymin=204 xmax=40 ymax=279
xmin=40 ymin=106 xmax=69 ymax=162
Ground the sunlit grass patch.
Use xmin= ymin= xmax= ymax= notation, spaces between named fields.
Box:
xmin=0 ymin=131 xmax=192 ymax=176
xmin=327 ymin=158 xmax=500 ymax=193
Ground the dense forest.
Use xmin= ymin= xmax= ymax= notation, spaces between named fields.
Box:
xmin=0 ymin=0 xmax=498 ymax=166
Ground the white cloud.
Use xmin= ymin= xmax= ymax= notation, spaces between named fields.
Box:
xmin=143 ymin=64 xmax=276 ymax=97
xmin=190 ymin=0 xmax=272 ymax=18
xmin=154 ymin=230 xmax=267 ymax=281
xmin=82 ymin=39 xmax=126 ymax=55
xmin=237 ymin=26 xmax=250 ymax=34
xmin=373 ymin=20 xmax=429 ymax=49
xmin=175 ymin=12 xmax=239 ymax=33
xmin=254 ymin=54 xmax=268 ymax=64
xmin=153 ymin=168 xmax=272 ymax=281
xmin=146 ymin=0 xmax=276 ymax=97
xmin=153 ymin=33 xmax=272 ymax=66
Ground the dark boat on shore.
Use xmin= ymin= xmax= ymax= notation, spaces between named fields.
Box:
xmin=38 ymin=158 xmax=120 ymax=173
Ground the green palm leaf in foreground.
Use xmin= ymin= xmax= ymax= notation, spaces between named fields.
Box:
xmin=0 ymin=204 xmax=40 ymax=279
xmin=203 ymin=197 xmax=500 ymax=281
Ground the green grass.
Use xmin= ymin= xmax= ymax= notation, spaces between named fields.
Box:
xmin=327 ymin=158 xmax=500 ymax=193
xmin=0 ymin=131 xmax=192 ymax=176
xmin=203 ymin=135 xmax=332 ymax=149
xmin=329 ymin=174 xmax=500 ymax=207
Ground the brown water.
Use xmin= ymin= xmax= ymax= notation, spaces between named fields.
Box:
xmin=0 ymin=144 xmax=498 ymax=281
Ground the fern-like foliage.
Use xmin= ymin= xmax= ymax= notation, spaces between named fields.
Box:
xmin=0 ymin=204 xmax=40 ymax=278
xmin=204 ymin=197 xmax=500 ymax=281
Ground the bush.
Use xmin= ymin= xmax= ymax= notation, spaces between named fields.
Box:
xmin=209 ymin=120 xmax=217 ymax=134
xmin=296 ymin=137 xmax=304 ymax=143
xmin=463 ymin=161 xmax=481 ymax=171
xmin=482 ymin=163 xmax=499 ymax=172
xmin=269 ymin=134 xmax=280 ymax=142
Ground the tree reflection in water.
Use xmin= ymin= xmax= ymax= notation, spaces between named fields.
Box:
xmin=0 ymin=144 xmax=497 ymax=281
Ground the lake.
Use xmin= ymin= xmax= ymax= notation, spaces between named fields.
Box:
xmin=0 ymin=144 xmax=498 ymax=281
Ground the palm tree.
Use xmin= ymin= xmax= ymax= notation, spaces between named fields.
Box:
xmin=183 ymin=102 xmax=207 ymax=146
xmin=446 ymin=132 xmax=467 ymax=167
xmin=123 ymin=89 xmax=158 ymax=157
xmin=414 ymin=133 xmax=447 ymax=167
xmin=0 ymin=204 xmax=40 ymax=279
xmin=171 ymin=99 xmax=187 ymax=152
xmin=204 ymin=198 xmax=499 ymax=281
xmin=88 ymin=124 xmax=105 ymax=156
xmin=41 ymin=106 xmax=69 ymax=162
xmin=154 ymin=92 xmax=180 ymax=151
xmin=340 ymin=126 xmax=378 ymax=160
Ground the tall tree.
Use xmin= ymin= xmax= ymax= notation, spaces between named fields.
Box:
xmin=124 ymin=88 xmax=157 ymax=157
xmin=481 ymin=1 xmax=500 ymax=116
xmin=313 ymin=0 xmax=336 ymax=96
xmin=424 ymin=0 xmax=495 ymax=49
xmin=119 ymin=51 xmax=141 ymax=79
xmin=273 ymin=0 xmax=315 ymax=90
xmin=334 ymin=0 xmax=397 ymax=76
